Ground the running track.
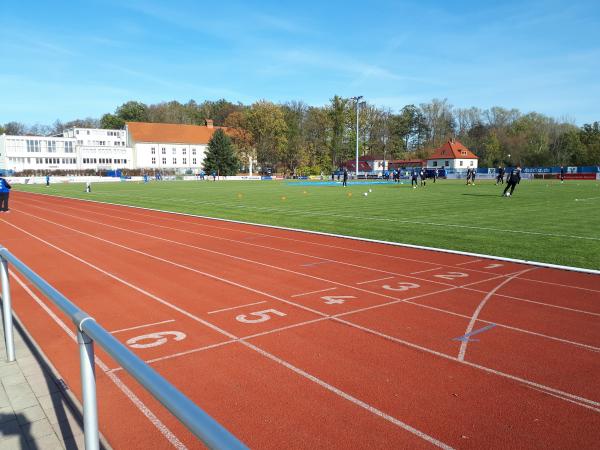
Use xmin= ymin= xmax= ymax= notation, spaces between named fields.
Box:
xmin=1 ymin=190 xmax=599 ymax=449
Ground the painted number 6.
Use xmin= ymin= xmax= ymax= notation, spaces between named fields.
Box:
xmin=382 ymin=282 xmax=420 ymax=291
xmin=236 ymin=309 xmax=286 ymax=323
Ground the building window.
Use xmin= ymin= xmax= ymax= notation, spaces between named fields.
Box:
xmin=65 ymin=142 xmax=74 ymax=153
xmin=192 ymin=158 xmax=197 ymax=165
xmin=445 ymin=160 xmax=449 ymax=167
xmin=173 ymin=158 xmax=177 ymax=164
xmin=470 ymin=160 xmax=474 ymax=166
xmin=151 ymin=147 xmax=156 ymax=154
xmin=182 ymin=149 xmax=187 ymax=155
xmin=152 ymin=157 xmax=156 ymax=164
xmin=76 ymin=130 xmax=79 ymax=134
xmin=433 ymin=161 xmax=437 ymax=167
xmin=182 ymin=158 xmax=187 ymax=164
xmin=162 ymin=157 xmax=166 ymax=164
xmin=87 ymin=130 xmax=90 ymax=135
xmin=172 ymin=148 xmax=176 ymax=155
xmin=27 ymin=140 xmax=41 ymax=152
xmin=47 ymin=141 xmax=56 ymax=152
xmin=460 ymin=161 xmax=463 ymax=166
xmin=162 ymin=148 xmax=166 ymax=154
xmin=192 ymin=149 xmax=196 ymax=155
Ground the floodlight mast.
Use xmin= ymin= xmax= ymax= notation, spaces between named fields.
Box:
xmin=351 ymin=96 xmax=363 ymax=178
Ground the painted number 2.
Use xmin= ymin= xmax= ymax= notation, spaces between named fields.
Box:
xmin=382 ymin=282 xmax=420 ymax=291
xmin=434 ymin=272 xmax=469 ymax=280
xmin=236 ymin=309 xmax=286 ymax=323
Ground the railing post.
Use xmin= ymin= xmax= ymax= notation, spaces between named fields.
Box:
xmin=0 ymin=256 xmax=15 ymax=362
xmin=77 ymin=328 xmax=99 ymax=450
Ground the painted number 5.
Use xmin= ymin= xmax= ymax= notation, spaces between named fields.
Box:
xmin=382 ymin=282 xmax=420 ymax=291
xmin=236 ymin=309 xmax=286 ymax=324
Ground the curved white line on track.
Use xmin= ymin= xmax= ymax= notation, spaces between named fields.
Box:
xmin=457 ymin=269 xmax=535 ymax=361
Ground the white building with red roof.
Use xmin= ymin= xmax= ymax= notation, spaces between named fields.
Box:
xmin=426 ymin=139 xmax=478 ymax=170
xmin=126 ymin=120 xmax=225 ymax=172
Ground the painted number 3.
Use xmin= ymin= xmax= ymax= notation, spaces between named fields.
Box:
xmin=382 ymin=282 xmax=420 ymax=291
xmin=236 ymin=309 xmax=286 ymax=323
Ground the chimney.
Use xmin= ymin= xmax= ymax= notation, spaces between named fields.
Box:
xmin=205 ymin=119 xmax=214 ymax=128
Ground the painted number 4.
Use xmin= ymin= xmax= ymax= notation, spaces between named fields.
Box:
xmin=236 ymin=309 xmax=286 ymax=323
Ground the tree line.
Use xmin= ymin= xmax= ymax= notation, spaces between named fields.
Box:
xmin=3 ymin=98 xmax=599 ymax=175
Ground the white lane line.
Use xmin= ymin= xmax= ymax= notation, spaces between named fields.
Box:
xmin=458 ymin=269 xmax=535 ymax=361
xmin=355 ymin=276 xmax=395 ymax=285
xmin=291 ymin=287 xmax=337 ymax=297
xmin=8 ymin=271 xmax=187 ymax=450
xmin=240 ymin=339 xmax=454 ymax=450
xmin=30 ymin=198 xmax=600 ymax=292
xmin=17 ymin=191 xmax=600 ymax=276
xmin=207 ymin=301 xmax=267 ymax=315
xmin=11 ymin=211 xmax=598 ymax=352
xmin=526 ymin=386 xmax=600 ymax=413
xmin=463 ymin=287 xmax=600 ymax=317
xmin=6 ymin=232 xmax=451 ymax=449
xmin=409 ymin=268 xmax=442 ymax=275
xmin=9 ymin=212 xmax=600 ymax=415
xmin=455 ymin=259 xmax=482 ymax=266
xmin=17 ymin=197 xmax=530 ymax=282
xmin=110 ymin=319 xmax=175 ymax=334
xmin=333 ymin=316 xmax=600 ymax=408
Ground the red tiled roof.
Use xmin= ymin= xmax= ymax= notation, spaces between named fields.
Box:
xmin=427 ymin=140 xmax=478 ymax=160
xmin=126 ymin=122 xmax=227 ymax=145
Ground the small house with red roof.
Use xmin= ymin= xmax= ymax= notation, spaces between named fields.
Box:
xmin=426 ymin=139 xmax=478 ymax=170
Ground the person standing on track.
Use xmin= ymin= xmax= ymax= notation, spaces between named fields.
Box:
xmin=503 ymin=165 xmax=521 ymax=197
xmin=342 ymin=168 xmax=348 ymax=187
xmin=560 ymin=165 xmax=565 ymax=183
xmin=0 ymin=176 xmax=12 ymax=213
xmin=420 ymin=168 xmax=427 ymax=187
xmin=46 ymin=174 xmax=50 ymax=187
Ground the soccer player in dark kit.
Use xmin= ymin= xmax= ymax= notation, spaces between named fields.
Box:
xmin=411 ymin=169 xmax=418 ymax=188
xmin=503 ymin=165 xmax=521 ymax=197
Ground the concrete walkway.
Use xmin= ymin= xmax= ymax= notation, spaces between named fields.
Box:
xmin=0 ymin=313 xmax=88 ymax=449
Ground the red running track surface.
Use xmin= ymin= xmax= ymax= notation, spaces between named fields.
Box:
xmin=0 ymin=191 xmax=599 ymax=449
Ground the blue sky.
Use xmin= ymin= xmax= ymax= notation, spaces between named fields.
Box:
xmin=1 ymin=0 xmax=599 ymax=126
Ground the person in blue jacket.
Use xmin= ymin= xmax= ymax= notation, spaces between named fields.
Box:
xmin=0 ymin=176 xmax=12 ymax=213
xmin=46 ymin=174 xmax=50 ymax=186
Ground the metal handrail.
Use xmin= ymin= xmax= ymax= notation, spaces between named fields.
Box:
xmin=0 ymin=246 xmax=247 ymax=450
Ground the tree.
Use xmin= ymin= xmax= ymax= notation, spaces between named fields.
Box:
xmin=224 ymin=111 xmax=255 ymax=173
xmin=100 ymin=113 xmax=125 ymax=129
xmin=203 ymin=129 xmax=239 ymax=176
xmin=3 ymin=122 xmax=26 ymax=135
xmin=116 ymin=101 xmax=149 ymax=122
xmin=245 ymin=101 xmax=288 ymax=173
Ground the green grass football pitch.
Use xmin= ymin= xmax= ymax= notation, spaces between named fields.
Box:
xmin=15 ymin=178 xmax=600 ymax=270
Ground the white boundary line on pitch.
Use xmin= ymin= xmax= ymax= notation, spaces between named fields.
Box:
xmin=7 ymin=216 xmax=600 ymax=416
xmin=7 ymin=270 xmax=186 ymax=450
xmin=16 ymin=190 xmax=600 ymax=275
xmin=291 ymin=287 xmax=337 ymax=297
xmin=110 ymin=319 xmax=176 ymax=334
xmin=207 ymin=301 xmax=267 ymax=314
xmin=2 ymin=225 xmax=452 ymax=449
xmin=10 ymin=210 xmax=599 ymax=352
